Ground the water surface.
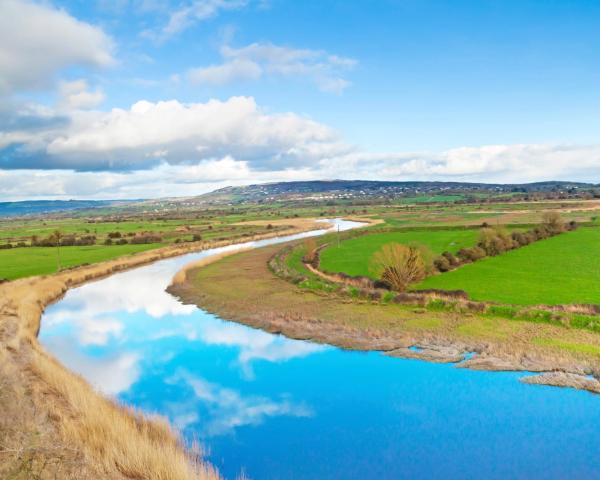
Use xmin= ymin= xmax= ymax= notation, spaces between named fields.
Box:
xmin=40 ymin=219 xmax=600 ymax=479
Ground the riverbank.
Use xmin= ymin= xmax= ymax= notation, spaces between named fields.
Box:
xmin=168 ymin=242 xmax=600 ymax=395
xmin=0 ymin=218 xmax=325 ymax=479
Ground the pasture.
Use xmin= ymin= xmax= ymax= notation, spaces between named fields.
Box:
xmin=319 ymin=228 xmax=479 ymax=277
xmin=0 ymin=244 xmax=162 ymax=280
xmin=416 ymin=227 xmax=600 ymax=305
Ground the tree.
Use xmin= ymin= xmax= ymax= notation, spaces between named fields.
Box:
xmin=370 ymin=243 xmax=429 ymax=292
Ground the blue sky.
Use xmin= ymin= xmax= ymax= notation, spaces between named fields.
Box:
xmin=2 ymin=0 xmax=600 ymax=199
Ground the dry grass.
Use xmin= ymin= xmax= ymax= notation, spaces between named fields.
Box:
xmin=0 ymin=353 xmax=91 ymax=480
xmin=0 ymin=218 xmax=324 ymax=479
xmin=30 ymin=354 xmax=218 ymax=480
xmin=170 ymin=248 xmax=250 ymax=286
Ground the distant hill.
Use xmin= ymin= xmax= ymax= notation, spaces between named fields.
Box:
xmin=190 ymin=180 xmax=596 ymax=205
xmin=0 ymin=200 xmax=121 ymax=218
xmin=5 ymin=180 xmax=597 ymax=217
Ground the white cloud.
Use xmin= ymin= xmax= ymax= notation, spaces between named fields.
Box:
xmin=3 ymin=96 xmax=348 ymax=171
xmin=189 ymin=42 xmax=357 ymax=93
xmin=0 ymin=161 xmax=316 ymax=200
xmin=189 ymin=58 xmax=263 ymax=85
xmin=317 ymin=144 xmax=600 ymax=183
xmin=0 ymin=0 xmax=114 ymax=94
xmin=59 ymin=80 xmax=106 ymax=110
xmin=167 ymin=370 xmax=312 ymax=436
xmin=198 ymin=319 xmax=326 ymax=378
xmin=146 ymin=0 xmax=250 ymax=42
xmin=43 ymin=336 xmax=140 ymax=396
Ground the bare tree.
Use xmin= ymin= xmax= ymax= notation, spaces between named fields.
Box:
xmin=370 ymin=243 xmax=428 ymax=292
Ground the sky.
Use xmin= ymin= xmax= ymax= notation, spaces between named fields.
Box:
xmin=2 ymin=0 xmax=600 ymax=200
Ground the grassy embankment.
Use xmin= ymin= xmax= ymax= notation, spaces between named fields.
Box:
xmin=0 ymin=218 xmax=323 ymax=479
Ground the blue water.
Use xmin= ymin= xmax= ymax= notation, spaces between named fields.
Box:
xmin=39 ymin=219 xmax=600 ymax=479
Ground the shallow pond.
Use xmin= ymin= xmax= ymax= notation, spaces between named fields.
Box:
xmin=40 ymin=219 xmax=600 ymax=479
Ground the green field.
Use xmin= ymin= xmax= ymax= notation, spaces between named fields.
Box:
xmin=0 ymin=244 xmax=162 ymax=280
xmin=319 ymin=229 xmax=479 ymax=277
xmin=416 ymin=227 xmax=600 ymax=305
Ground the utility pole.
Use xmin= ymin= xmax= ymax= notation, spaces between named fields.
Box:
xmin=54 ymin=230 xmax=62 ymax=272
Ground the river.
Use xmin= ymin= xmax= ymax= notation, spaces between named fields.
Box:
xmin=39 ymin=219 xmax=600 ymax=479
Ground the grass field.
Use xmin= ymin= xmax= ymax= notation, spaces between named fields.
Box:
xmin=416 ymin=227 xmax=600 ymax=305
xmin=0 ymin=244 xmax=162 ymax=280
xmin=319 ymin=229 xmax=479 ymax=277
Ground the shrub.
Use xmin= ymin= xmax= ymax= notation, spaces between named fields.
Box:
xmin=541 ymin=211 xmax=565 ymax=235
xmin=511 ymin=231 xmax=529 ymax=247
xmin=433 ymin=255 xmax=451 ymax=272
xmin=108 ymin=231 xmax=122 ymax=239
xmin=104 ymin=238 xmax=113 ymax=245
xmin=478 ymin=227 xmax=514 ymax=256
xmin=59 ymin=235 xmax=77 ymax=246
xmin=192 ymin=234 xmax=202 ymax=241
xmin=370 ymin=243 xmax=429 ymax=292
xmin=130 ymin=234 xmax=162 ymax=244
xmin=75 ymin=235 xmax=96 ymax=246
xmin=116 ymin=238 xmax=128 ymax=245
xmin=457 ymin=246 xmax=486 ymax=262
xmin=442 ymin=251 xmax=460 ymax=266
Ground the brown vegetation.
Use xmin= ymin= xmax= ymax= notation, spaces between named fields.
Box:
xmin=370 ymin=243 xmax=430 ymax=292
